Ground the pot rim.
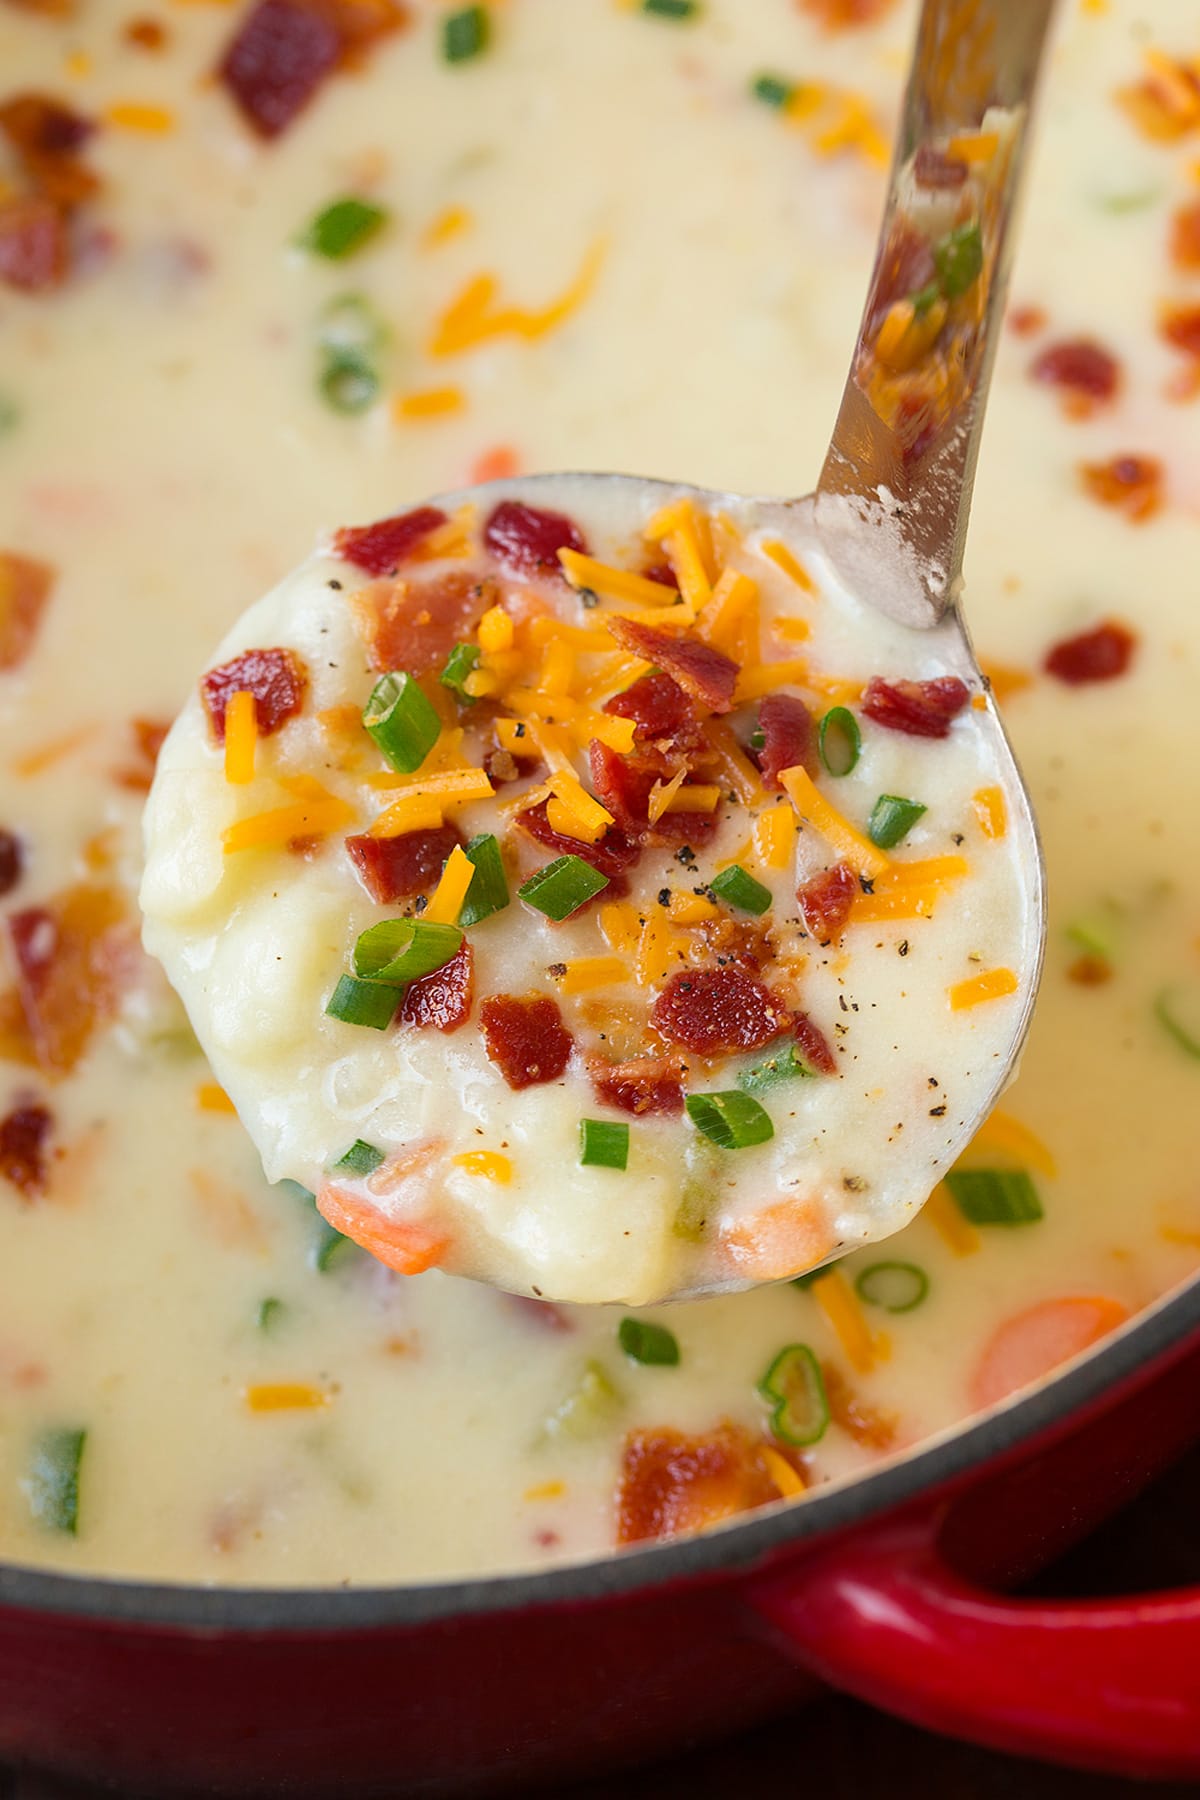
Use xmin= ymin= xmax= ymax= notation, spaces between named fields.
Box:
xmin=3 ymin=1271 xmax=1197 ymax=1634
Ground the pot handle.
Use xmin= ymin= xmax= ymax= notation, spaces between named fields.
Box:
xmin=746 ymin=1511 xmax=1200 ymax=1777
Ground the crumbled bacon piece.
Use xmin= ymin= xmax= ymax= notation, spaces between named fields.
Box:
xmin=480 ymin=994 xmax=572 ymax=1090
xmin=605 ymin=616 xmax=739 ymax=714
xmin=1 ymin=884 xmax=135 ymax=1076
xmin=822 ymin=1362 xmax=897 ymax=1451
xmin=1068 ymin=953 xmax=1112 ymax=987
xmin=913 ymin=143 xmax=967 ymax=188
xmin=482 ymin=499 xmax=587 ymax=581
xmin=0 ymin=1100 xmax=53 ymax=1199
xmin=1030 ymin=338 xmax=1119 ymax=414
xmin=865 ymin=220 xmax=936 ymax=334
xmin=0 ymin=831 xmax=22 ymax=899
xmin=351 ymin=569 xmax=495 ymax=676
xmin=796 ymin=863 xmax=858 ymax=943
xmin=200 ymin=646 xmax=308 ymax=740
xmin=113 ymin=717 xmax=170 ymax=793
xmin=514 ymin=801 xmax=640 ymax=885
xmin=218 ymin=0 xmax=340 ymax=136
xmin=861 ymin=675 xmax=969 ymax=738
xmin=1007 ymin=303 xmax=1046 ymax=338
xmin=0 ymin=93 xmax=94 ymax=161
xmin=800 ymin=0 xmax=895 ymax=25
xmin=1079 ymin=454 xmax=1163 ymax=524
xmin=1161 ymin=304 xmax=1200 ymax=361
xmin=640 ymin=562 xmax=677 ymax=591
xmin=793 ymin=1012 xmax=837 ymax=1077
xmin=757 ymin=693 xmax=815 ymax=787
xmin=333 ymin=505 xmax=448 ymax=576
xmin=0 ymin=197 xmax=66 ymax=293
xmin=603 ymin=670 xmax=696 ymax=744
xmin=587 ymin=741 xmax=717 ymax=850
xmin=1170 ymin=199 xmax=1200 ymax=272
xmin=1117 ymin=55 xmax=1200 ymax=142
xmin=651 ymin=967 xmax=790 ymax=1056
xmin=346 ymin=826 xmax=464 ymax=903
xmin=617 ymin=1420 xmax=788 ymax=1546
xmin=125 ymin=16 xmax=169 ymax=48
xmin=399 ymin=941 xmax=473 ymax=1033
xmin=588 ymin=1056 xmax=685 ymax=1118
xmin=0 ymin=551 xmax=54 ymax=670
xmin=0 ymin=93 xmax=99 ymax=293
xmin=1043 ymin=620 xmax=1136 ymax=686
xmin=505 ymin=1294 xmax=573 ymax=1332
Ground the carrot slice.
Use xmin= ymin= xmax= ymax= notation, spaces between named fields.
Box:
xmin=720 ymin=1198 xmax=834 ymax=1282
xmin=316 ymin=1184 xmax=448 ymax=1276
xmin=970 ymin=1295 xmax=1131 ymax=1412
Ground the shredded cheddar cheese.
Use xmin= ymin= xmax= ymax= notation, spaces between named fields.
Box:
xmin=948 ymin=967 xmax=1019 ymax=1010
xmin=668 ymin=891 xmax=719 ymax=925
xmin=104 ymin=101 xmax=176 ymax=133
xmin=393 ymin=386 xmax=466 ymax=421
xmin=968 ymin=1108 xmax=1057 ymax=1177
xmin=424 ymin=845 xmax=476 ymax=925
xmin=599 ymin=902 xmax=641 ymax=956
xmin=973 ymin=785 xmax=1008 ymax=839
xmin=760 ymin=1445 xmax=806 ymax=1499
xmin=780 ymin=765 xmax=890 ymax=878
xmin=695 ymin=568 xmax=756 ymax=652
xmin=760 ymin=538 xmax=816 ymax=593
xmin=558 ymin=549 xmax=679 ymax=607
xmin=367 ymin=794 xmax=447 ymax=840
xmin=811 ymin=1269 xmax=888 ymax=1373
xmin=452 ymin=1151 xmax=513 ymax=1183
xmin=245 ymin=1383 xmax=329 ymax=1413
xmin=753 ymin=803 xmax=794 ymax=870
xmin=223 ymin=690 xmax=258 ymax=786
xmin=195 ymin=1082 xmax=237 ymax=1114
xmin=925 ymin=1182 xmax=981 ymax=1256
xmin=734 ymin=658 xmax=812 ymax=704
xmin=430 ymin=238 xmax=606 ymax=356
xmin=706 ymin=720 xmax=764 ymax=805
xmin=554 ymin=955 xmax=630 ymax=995
xmin=478 ymin=605 xmax=514 ymax=654
xmin=224 ymin=780 xmax=355 ymax=854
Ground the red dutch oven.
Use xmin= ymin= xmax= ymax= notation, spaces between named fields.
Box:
xmin=3 ymin=1279 xmax=1200 ymax=1795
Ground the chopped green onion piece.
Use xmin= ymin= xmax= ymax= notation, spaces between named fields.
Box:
xmin=686 ymin=1090 xmax=774 ymax=1150
xmin=752 ymin=72 xmax=795 ymax=109
xmin=281 ymin=1179 xmax=360 ymax=1274
xmin=1066 ymin=913 xmax=1119 ymax=961
xmin=738 ymin=1043 xmax=817 ymax=1091
xmin=0 ymin=394 xmax=20 ymax=437
xmin=672 ymin=1165 xmax=713 ymax=1240
xmin=642 ymin=0 xmax=697 ymax=15
xmin=618 ymin=1317 xmax=680 ymax=1366
xmin=319 ymin=349 xmax=380 ymax=415
xmin=541 ymin=1360 xmax=622 ymax=1442
xmin=910 ymin=279 xmax=942 ymax=317
xmin=580 ymin=1118 xmax=629 ymax=1170
xmin=855 ymin=1260 xmax=929 ymax=1314
xmin=257 ymin=1296 xmax=286 ymax=1332
xmin=757 ymin=1344 xmax=828 ymax=1447
xmin=945 ymin=1167 xmax=1043 ymax=1226
xmin=25 ymin=1428 xmax=86 ymax=1534
xmin=518 ymin=855 xmax=608 ymax=921
xmin=300 ymin=197 xmax=388 ymax=260
xmin=362 ymin=671 xmax=441 ymax=773
xmin=817 ymin=706 xmax=861 ymax=777
xmin=353 ymin=918 xmax=463 ymax=985
xmin=332 ymin=1139 xmax=386 ymax=1177
xmin=748 ymin=726 xmax=766 ymax=750
xmin=868 ymin=794 xmax=926 ymax=850
xmin=326 ymin=974 xmax=397 ymax=1029
xmin=440 ymin=641 xmax=482 ymax=702
xmin=319 ymin=291 xmax=387 ymax=357
xmin=443 ymin=4 xmax=489 ymax=61
xmin=459 ymin=833 xmax=510 ymax=927
xmin=934 ymin=220 xmax=983 ymax=298
xmin=710 ymin=863 xmax=771 ymax=916
xmin=1154 ymin=986 xmax=1200 ymax=1061
xmin=1097 ymin=188 xmax=1159 ymax=214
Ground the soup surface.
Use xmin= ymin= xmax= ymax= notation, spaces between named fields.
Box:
xmin=2 ymin=0 xmax=1199 ymax=1584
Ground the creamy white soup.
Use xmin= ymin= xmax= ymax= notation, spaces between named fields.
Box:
xmin=2 ymin=0 xmax=1200 ymax=1583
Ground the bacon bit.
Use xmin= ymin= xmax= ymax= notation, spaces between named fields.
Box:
xmin=605 ymin=616 xmax=739 ymax=715
xmin=588 ymin=1055 xmax=685 ymax=1117
xmin=1079 ymin=454 xmax=1163 ymax=524
xmin=218 ymin=0 xmax=406 ymax=137
xmin=345 ymin=824 xmax=463 ymax=902
xmin=482 ymin=499 xmax=586 ymax=581
xmin=799 ymin=0 xmax=895 ymax=27
xmin=0 ymin=550 xmax=54 ymax=670
xmin=602 ymin=670 xmax=698 ymax=745
xmin=912 ymin=142 xmax=967 ymax=188
xmin=1029 ymin=338 xmax=1119 ymax=416
xmin=1160 ymin=303 xmax=1200 ymax=361
xmin=1117 ymin=50 xmax=1200 ymax=143
xmin=112 ymin=716 xmax=170 ymax=793
xmin=617 ymin=1420 xmax=786 ymax=1546
xmin=0 ymin=197 xmax=67 ymax=293
xmin=793 ymin=1011 xmax=837 ymax=1076
xmin=861 ymin=674 xmax=969 ymax=739
xmin=1007 ymin=303 xmax=1046 ymax=338
xmin=1170 ymin=199 xmax=1200 ymax=271
xmin=333 ymin=505 xmax=448 ymax=575
xmin=865 ymin=220 xmax=936 ymax=335
xmin=515 ymin=798 xmax=640 ymax=886
xmin=399 ymin=940 xmax=473 ymax=1032
xmin=469 ymin=443 xmax=520 ymax=485
xmin=506 ymin=1294 xmax=573 ymax=1333
xmin=1043 ymin=619 xmax=1137 ymax=686
xmin=2 ymin=884 xmax=134 ymax=1076
xmin=480 ymin=993 xmax=573 ymax=1090
xmin=651 ymin=967 xmax=790 ymax=1056
xmin=351 ymin=568 xmax=495 ymax=676
xmin=796 ymin=863 xmax=858 ymax=943
xmin=124 ymin=17 xmax=170 ymax=48
xmin=0 ymin=93 xmax=99 ymax=292
xmin=822 ymin=1361 xmax=898 ymax=1451
xmin=1068 ymin=952 xmax=1112 ymax=987
xmin=757 ymin=693 xmax=815 ymax=787
xmin=0 ymin=831 xmax=22 ymax=899
xmin=0 ymin=1101 xmax=53 ymax=1199
xmin=200 ymin=646 xmax=307 ymax=741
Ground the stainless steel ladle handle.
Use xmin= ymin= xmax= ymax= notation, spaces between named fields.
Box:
xmin=813 ymin=0 xmax=1056 ymax=629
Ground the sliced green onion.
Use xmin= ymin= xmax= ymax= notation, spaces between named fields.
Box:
xmin=855 ymin=1260 xmax=929 ymax=1314
xmin=642 ymin=0 xmax=697 ymax=15
xmin=332 ymin=1139 xmax=386 ymax=1177
xmin=618 ymin=1317 xmax=680 ymax=1366
xmin=518 ymin=855 xmax=608 ymax=921
xmin=868 ymin=794 xmax=926 ymax=850
xmin=817 ymin=706 xmax=861 ymax=777
xmin=443 ymin=4 xmax=489 ymax=61
xmin=686 ymin=1090 xmax=774 ymax=1150
xmin=319 ymin=291 xmax=388 ymax=357
xmin=362 ymin=671 xmax=441 ymax=773
xmin=910 ymin=279 xmax=942 ymax=317
xmin=752 ymin=72 xmax=795 ymax=109
xmin=459 ymin=833 xmax=510 ymax=927
xmin=757 ymin=1344 xmax=828 ymax=1447
xmin=0 ymin=394 xmax=20 ymax=437
xmin=748 ymin=726 xmax=767 ymax=750
xmin=934 ymin=220 xmax=983 ymax=298
xmin=25 ymin=1428 xmax=86 ymax=1534
xmin=319 ymin=349 xmax=380 ymax=415
xmin=353 ymin=918 xmax=463 ymax=985
xmin=672 ymin=1167 xmax=712 ymax=1241
xmin=300 ymin=197 xmax=388 ymax=260
xmin=541 ymin=1360 xmax=622 ymax=1442
xmin=257 ymin=1296 xmax=286 ymax=1332
xmin=1097 ymin=188 xmax=1159 ymax=214
xmin=1154 ymin=986 xmax=1200 ymax=1061
xmin=738 ymin=1043 xmax=817 ymax=1091
xmin=945 ymin=1167 xmax=1043 ymax=1226
xmin=326 ymin=974 xmax=397 ymax=1029
xmin=440 ymin=641 xmax=482 ymax=703
xmin=281 ymin=1179 xmax=359 ymax=1273
xmin=580 ymin=1118 xmax=629 ymax=1170
xmin=1066 ymin=912 xmax=1120 ymax=961
xmin=710 ymin=864 xmax=771 ymax=916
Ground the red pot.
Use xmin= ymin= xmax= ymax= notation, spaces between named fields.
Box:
xmin=3 ymin=1283 xmax=1200 ymax=1795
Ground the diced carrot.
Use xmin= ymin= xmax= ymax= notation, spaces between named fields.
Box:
xmin=720 ymin=1198 xmax=834 ymax=1282
xmin=316 ymin=1184 xmax=448 ymax=1276
xmin=970 ymin=1295 xmax=1131 ymax=1411
xmin=470 ymin=443 xmax=520 ymax=484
